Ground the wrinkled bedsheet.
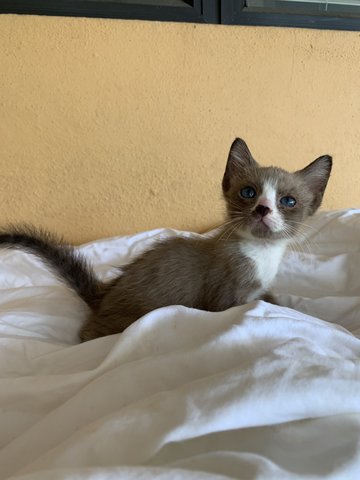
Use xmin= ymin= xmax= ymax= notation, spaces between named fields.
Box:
xmin=0 ymin=209 xmax=359 ymax=479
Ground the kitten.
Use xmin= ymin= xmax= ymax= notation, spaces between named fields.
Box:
xmin=0 ymin=138 xmax=332 ymax=342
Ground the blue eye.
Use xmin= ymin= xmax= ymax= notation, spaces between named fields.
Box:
xmin=240 ymin=187 xmax=256 ymax=199
xmin=280 ymin=196 xmax=296 ymax=208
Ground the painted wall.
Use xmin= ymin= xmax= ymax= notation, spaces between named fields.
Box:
xmin=1 ymin=14 xmax=359 ymax=243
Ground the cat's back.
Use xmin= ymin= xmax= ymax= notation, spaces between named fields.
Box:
xmin=116 ymin=235 xmax=211 ymax=308
xmin=127 ymin=235 xmax=211 ymax=271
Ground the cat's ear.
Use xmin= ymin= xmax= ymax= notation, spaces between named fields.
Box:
xmin=222 ymin=138 xmax=258 ymax=192
xmin=295 ymin=155 xmax=332 ymax=214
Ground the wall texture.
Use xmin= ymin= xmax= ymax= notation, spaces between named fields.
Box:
xmin=0 ymin=14 xmax=359 ymax=243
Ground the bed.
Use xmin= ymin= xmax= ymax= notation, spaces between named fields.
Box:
xmin=0 ymin=209 xmax=360 ymax=480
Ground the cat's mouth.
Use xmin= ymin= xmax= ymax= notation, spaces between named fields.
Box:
xmin=229 ymin=210 xmax=287 ymax=240
xmin=255 ymin=218 xmax=272 ymax=231
xmin=249 ymin=215 xmax=282 ymax=238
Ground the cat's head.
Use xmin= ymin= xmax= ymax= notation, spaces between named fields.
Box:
xmin=222 ymin=138 xmax=332 ymax=240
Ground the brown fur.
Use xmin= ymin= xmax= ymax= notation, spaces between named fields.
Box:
xmin=80 ymin=236 xmax=259 ymax=340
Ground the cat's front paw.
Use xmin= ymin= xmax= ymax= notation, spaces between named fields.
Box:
xmin=261 ymin=292 xmax=278 ymax=305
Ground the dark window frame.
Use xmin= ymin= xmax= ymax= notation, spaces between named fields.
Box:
xmin=1 ymin=0 xmax=360 ymax=31
xmin=222 ymin=1 xmax=360 ymax=32
xmin=0 ymin=0 xmax=220 ymax=24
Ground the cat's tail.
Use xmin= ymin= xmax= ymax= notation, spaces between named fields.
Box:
xmin=0 ymin=225 xmax=104 ymax=311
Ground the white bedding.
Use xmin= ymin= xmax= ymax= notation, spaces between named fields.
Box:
xmin=0 ymin=209 xmax=360 ymax=480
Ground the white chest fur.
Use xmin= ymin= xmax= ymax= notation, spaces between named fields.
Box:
xmin=240 ymin=239 xmax=288 ymax=290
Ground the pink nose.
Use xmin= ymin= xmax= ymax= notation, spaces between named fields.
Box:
xmin=257 ymin=197 xmax=273 ymax=209
xmin=255 ymin=205 xmax=271 ymax=217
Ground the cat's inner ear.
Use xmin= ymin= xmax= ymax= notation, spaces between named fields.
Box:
xmin=222 ymin=138 xmax=258 ymax=192
xmin=295 ymin=155 xmax=332 ymax=214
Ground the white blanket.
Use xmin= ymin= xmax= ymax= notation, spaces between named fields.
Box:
xmin=0 ymin=210 xmax=360 ymax=480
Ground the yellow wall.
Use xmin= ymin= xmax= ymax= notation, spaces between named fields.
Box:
xmin=1 ymin=15 xmax=359 ymax=243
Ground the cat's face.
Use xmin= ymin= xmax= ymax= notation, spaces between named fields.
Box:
xmin=222 ymin=138 xmax=332 ymax=240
